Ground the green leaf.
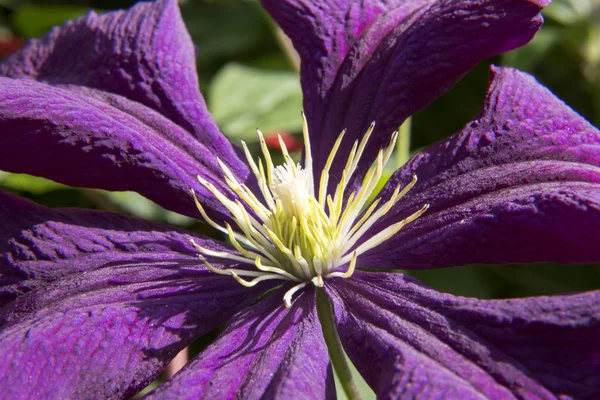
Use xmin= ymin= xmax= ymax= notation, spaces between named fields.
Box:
xmin=12 ymin=4 xmax=90 ymax=38
xmin=543 ymin=0 xmax=594 ymax=25
xmin=409 ymin=266 xmax=497 ymax=299
xmin=107 ymin=191 xmax=195 ymax=226
xmin=502 ymin=27 xmax=562 ymax=71
xmin=0 ymin=0 xmax=20 ymax=9
xmin=180 ymin=0 xmax=272 ymax=68
xmin=208 ymin=63 xmax=303 ymax=141
xmin=0 ymin=171 xmax=67 ymax=194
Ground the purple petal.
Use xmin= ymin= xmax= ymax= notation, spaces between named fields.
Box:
xmin=360 ymin=67 xmax=600 ymax=270
xmin=0 ymin=0 xmax=252 ymax=220
xmin=327 ymin=272 xmax=600 ymax=399
xmin=261 ymin=0 xmax=419 ymax=102
xmin=0 ymin=77 xmax=248 ymax=220
xmin=0 ymin=190 xmax=272 ymax=398
xmin=0 ymin=188 xmax=242 ymax=301
xmin=263 ymin=0 xmax=548 ymax=187
xmin=146 ymin=287 xmax=335 ymax=400
xmin=0 ymin=0 xmax=226 ymax=151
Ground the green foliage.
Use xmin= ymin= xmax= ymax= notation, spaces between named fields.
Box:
xmin=543 ymin=0 xmax=595 ymax=25
xmin=179 ymin=0 xmax=278 ymax=81
xmin=106 ymin=191 xmax=195 ymax=226
xmin=502 ymin=27 xmax=562 ymax=71
xmin=208 ymin=63 xmax=303 ymax=141
xmin=12 ymin=4 xmax=90 ymax=38
xmin=0 ymin=171 xmax=66 ymax=194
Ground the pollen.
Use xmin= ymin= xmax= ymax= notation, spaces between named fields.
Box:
xmin=190 ymin=113 xmax=428 ymax=307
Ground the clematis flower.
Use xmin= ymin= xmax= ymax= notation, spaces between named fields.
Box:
xmin=0 ymin=0 xmax=599 ymax=398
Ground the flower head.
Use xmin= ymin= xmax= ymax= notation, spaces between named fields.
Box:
xmin=0 ymin=0 xmax=599 ymax=399
xmin=192 ymin=117 xmax=427 ymax=306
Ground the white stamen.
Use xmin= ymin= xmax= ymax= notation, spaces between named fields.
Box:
xmin=191 ymin=115 xmax=428 ymax=308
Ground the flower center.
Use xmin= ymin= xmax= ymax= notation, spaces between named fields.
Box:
xmin=190 ymin=113 xmax=428 ymax=307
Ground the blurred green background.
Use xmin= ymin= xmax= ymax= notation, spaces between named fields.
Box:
xmin=0 ymin=0 xmax=598 ymax=397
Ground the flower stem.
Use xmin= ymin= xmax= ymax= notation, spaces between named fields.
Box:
xmin=274 ymin=27 xmax=300 ymax=72
xmin=396 ymin=117 xmax=412 ymax=168
xmin=316 ymin=288 xmax=362 ymax=400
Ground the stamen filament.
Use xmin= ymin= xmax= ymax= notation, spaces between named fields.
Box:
xmin=345 ymin=121 xmax=375 ymax=186
xmin=342 ymin=174 xmax=419 ymax=252
xmin=283 ymin=282 xmax=308 ymax=308
xmin=277 ymin=134 xmax=295 ymax=170
xmin=327 ymin=252 xmax=357 ymax=279
xmin=341 ymin=185 xmax=402 ymax=252
xmin=341 ymin=198 xmax=381 ymax=240
xmin=255 ymin=257 xmax=301 ymax=281
xmin=257 ymin=129 xmax=275 ymax=185
xmin=319 ymin=129 xmax=345 ymax=207
xmin=311 ymin=275 xmax=324 ymax=287
xmin=218 ymin=158 xmax=271 ymax=219
xmin=231 ymin=271 xmax=290 ymax=287
xmin=198 ymin=256 xmax=265 ymax=277
xmin=190 ymin=190 xmax=255 ymax=249
xmin=339 ymin=203 xmax=430 ymax=264
xmin=226 ymin=224 xmax=278 ymax=267
xmin=190 ymin=240 xmax=255 ymax=265
xmin=301 ymin=111 xmax=314 ymax=195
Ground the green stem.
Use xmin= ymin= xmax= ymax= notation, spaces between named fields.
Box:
xmin=260 ymin=10 xmax=300 ymax=72
xmin=396 ymin=117 xmax=412 ymax=168
xmin=274 ymin=27 xmax=300 ymax=72
xmin=316 ymin=289 xmax=362 ymax=400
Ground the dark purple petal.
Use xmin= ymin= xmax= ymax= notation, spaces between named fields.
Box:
xmin=0 ymin=0 xmax=253 ymax=220
xmin=0 ymin=0 xmax=227 ymax=152
xmin=0 ymin=77 xmax=249 ymax=220
xmin=146 ymin=287 xmax=335 ymax=400
xmin=261 ymin=0 xmax=422 ymax=103
xmin=326 ymin=272 xmax=600 ymax=399
xmin=0 ymin=188 xmax=240 ymax=302
xmin=361 ymin=67 xmax=600 ymax=270
xmin=0 ymin=190 xmax=273 ymax=398
xmin=263 ymin=0 xmax=548 ymax=188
